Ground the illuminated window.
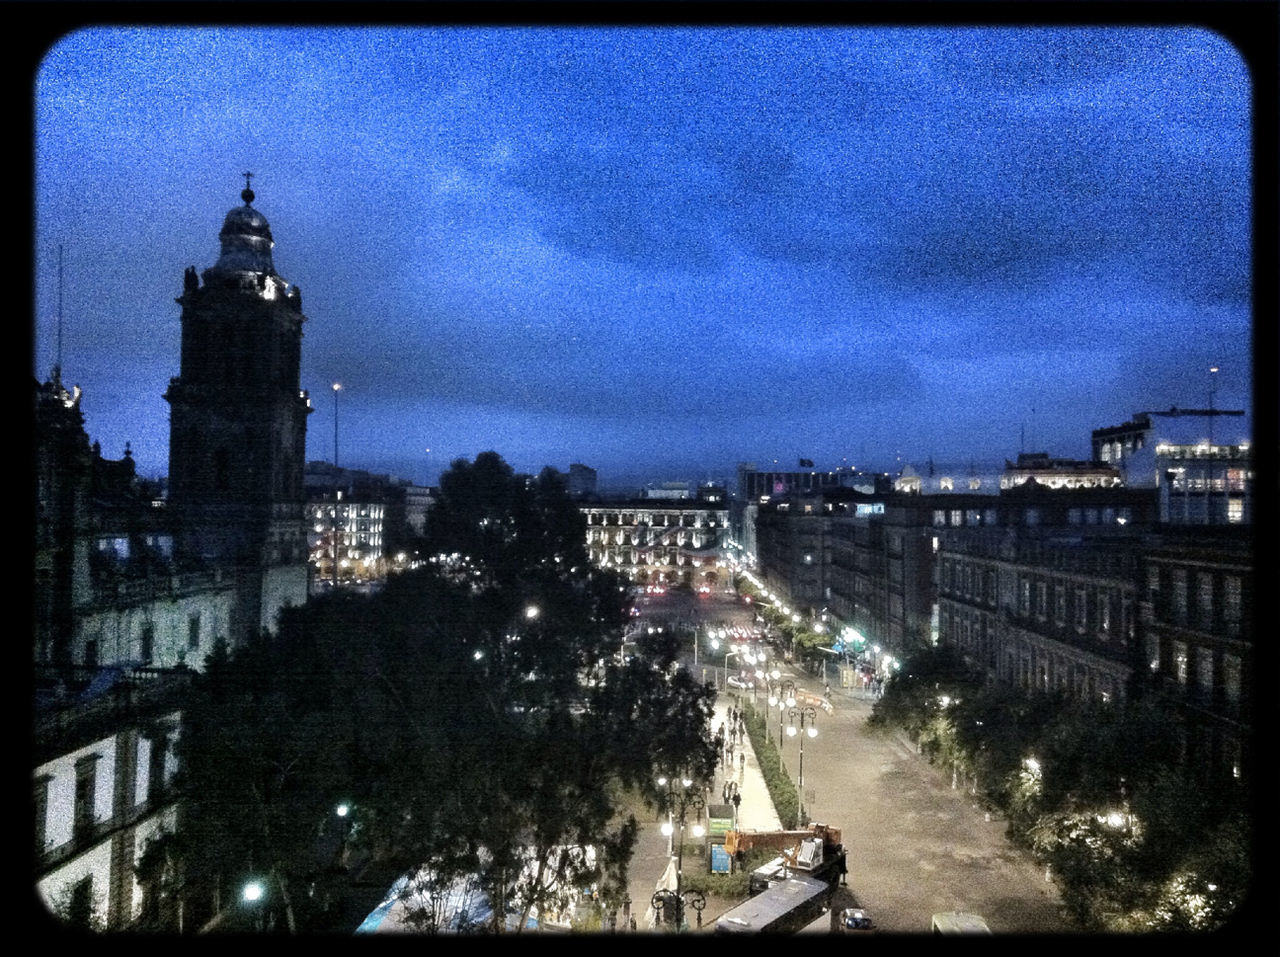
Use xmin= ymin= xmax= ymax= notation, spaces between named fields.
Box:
xmin=940 ymin=476 xmax=954 ymax=491
xmin=1173 ymin=642 xmax=1188 ymax=684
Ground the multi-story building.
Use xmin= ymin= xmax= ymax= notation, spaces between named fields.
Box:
xmin=938 ymin=525 xmax=1144 ymax=705
xmin=759 ymin=480 xmax=1159 ymax=683
xmin=1092 ymin=407 xmax=1249 ymax=488
xmin=306 ymin=493 xmax=386 ymax=586
xmin=893 ymin=460 xmax=1004 ymax=495
xmin=566 ymin=463 xmax=598 ymax=499
xmin=1154 ymin=441 xmax=1253 ymax=526
xmin=1139 ymin=531 xmax=1252 ymax=784
xmin=998 ymin=452 xmax=1122 ymax=490
xmin=581 ymin=499 xmax=729 ymax=589
xmin=34 ymin=183 xmax=314 ymax=930
xmin=736 ymin=462 xmax=888 ymax=503
xmin=34 ymin=673 xmax=187 ymax=930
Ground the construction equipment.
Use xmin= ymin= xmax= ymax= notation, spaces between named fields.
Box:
xmin=725 ymin=824 xmax=847 ymax=895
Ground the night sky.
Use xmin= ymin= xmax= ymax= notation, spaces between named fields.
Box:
xmin=32 ymin=21 xmax=1257 ymax=491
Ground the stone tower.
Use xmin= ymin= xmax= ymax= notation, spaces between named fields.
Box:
xmin=164 ymin=178 xmax=312 ymax=642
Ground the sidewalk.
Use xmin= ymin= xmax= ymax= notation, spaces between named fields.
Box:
xmin=622 ymin=690 xmax=782 ymax=931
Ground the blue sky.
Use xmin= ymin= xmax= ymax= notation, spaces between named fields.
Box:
xmin=32 ymin=21 xmax=1257 ymax=490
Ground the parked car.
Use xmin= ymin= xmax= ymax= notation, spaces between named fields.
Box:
xmin=839 ymin=907 xmax=873 ymax=931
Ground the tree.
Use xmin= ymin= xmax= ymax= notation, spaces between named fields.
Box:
xmin=173 ymin=621 xmax=362 ymax=933
xmin=171 ymin=452 xmax=720 ymax=933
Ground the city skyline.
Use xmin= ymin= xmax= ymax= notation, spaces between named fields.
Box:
xmin=33 ymin=20 xmax=1257 ymax=489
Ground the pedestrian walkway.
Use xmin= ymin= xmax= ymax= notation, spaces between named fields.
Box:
xmin=710 ymin=694 xmax=782 ymax=833
xmin=624 ymin=690 xmax=782 ymax=931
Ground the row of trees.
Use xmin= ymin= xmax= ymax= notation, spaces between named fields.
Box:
xmin=869 ymin=645 xmax=1252 ymax=932
xmin=155 ymin=452 xmax=720 ymax=934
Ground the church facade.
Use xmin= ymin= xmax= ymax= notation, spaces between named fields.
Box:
xmin=34 ymin=183 xmax=313 ymax=930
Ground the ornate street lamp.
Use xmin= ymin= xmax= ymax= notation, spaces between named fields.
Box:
xmin=769 ymin=680 xmax=796 ymax=747
xmin=654 ymin=773 xmax=708 ymax=931
xmin=788 ymin=705 xmax=818 ymax=804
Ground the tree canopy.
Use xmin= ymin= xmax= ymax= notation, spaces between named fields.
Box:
xmin=172 ymin=452 xmax=718 ymax=934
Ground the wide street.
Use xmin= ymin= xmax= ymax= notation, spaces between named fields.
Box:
xmin=634 ymin=586 xmax=1073 ymax=935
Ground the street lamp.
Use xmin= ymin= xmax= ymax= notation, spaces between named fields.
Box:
xmin=242 ymin=879 xmax=266 ymax=932
xmin=769 ymin=680 xmax=796 ymax=747
xmin=788 ymin=705 xmax=818 ymax=793
xmin=724 ymin=648 xmax=742 ymax=696
xmin=331 ymin=382 xmax=342 ymax=587
xmin=653 ymin=774 xmax=708 ymax=931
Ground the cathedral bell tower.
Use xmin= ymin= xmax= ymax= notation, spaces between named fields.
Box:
xmin=164 ymin=177 xmax=312 ymax=642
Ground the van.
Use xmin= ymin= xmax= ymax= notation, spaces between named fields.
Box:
xmin=931 ymin=911 xmax=992 ymax=934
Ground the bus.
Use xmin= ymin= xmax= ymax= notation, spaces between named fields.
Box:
xmin=713 ymin=875 xmax=831 ymax=935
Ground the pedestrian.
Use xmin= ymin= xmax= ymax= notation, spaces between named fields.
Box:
xmin=824 ymin=681 xmax=831 ymax=698
xmin=738 ymin=752 xmax=745 ymax=774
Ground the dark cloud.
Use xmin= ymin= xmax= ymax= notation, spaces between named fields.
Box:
xmin=33 ymin=25 xmax=1255 ymax=484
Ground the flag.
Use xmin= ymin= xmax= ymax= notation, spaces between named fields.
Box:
xmin=799 ymin=458 xmax=814 ymax=468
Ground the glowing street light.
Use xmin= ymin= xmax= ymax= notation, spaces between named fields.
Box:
xmin=788 ymin=705 xmax=818 ymax=793
xmin=653 ymin=773 xmax=707 ymax=931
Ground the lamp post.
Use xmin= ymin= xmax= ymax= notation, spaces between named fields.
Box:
xmin=769 ymin=680 xmax=796 ymax=748
xmin=653 ymin=774 xmax=707 ymax=931
xmin=331 ymin=382 xmax=341 ymax=587
xmin=242 ymin=879 xmax=266 ymax=932
xmin=788 ymin=705 xmax=818 ymax=794
xmin=724 ymin=648 xmax=742 ymax=697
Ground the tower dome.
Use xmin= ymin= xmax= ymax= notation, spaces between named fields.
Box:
xmin=207 ymin=184 xmax=278 ymax=277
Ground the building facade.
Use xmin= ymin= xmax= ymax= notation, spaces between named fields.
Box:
xmin=1138 ymin=532 xmax=1252 ymax=784
xmin=34 ymin=184 xmax=316 ymax=931
xmin=581 ymin=500 xmax=730 ymax=588
xmin=1155 ymin=441 xmax=1253 ymax=525
xmin=938 ymin=526 xmax=1143 ymax=705
xmin=164 ymin=182 xmax=312 ymax=641
xmin=34 ymin=677 xmax=186 ymax=931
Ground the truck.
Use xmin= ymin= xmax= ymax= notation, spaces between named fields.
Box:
xmin=724 ymin=823 xmax=847 ymax=895
xmin=711 ymin=824 xmax=848 ymax=934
